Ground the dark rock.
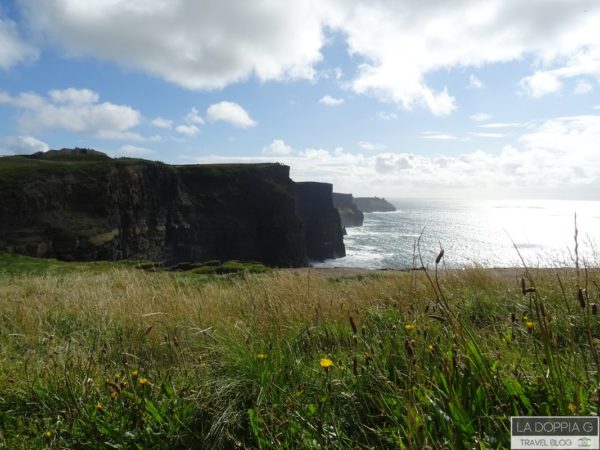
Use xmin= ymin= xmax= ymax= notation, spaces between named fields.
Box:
xmin=354 ymin=197 xmax=396 ymax=213
xmin=294 ymin=182 xmax=346 ymax=261
xmin=0 ymin=151 xmax=314 ymax=267
xmin=332 ymin=193 xmax=364 ymax=227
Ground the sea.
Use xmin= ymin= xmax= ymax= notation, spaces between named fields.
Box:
xmin=314 ymin=199 xmax=600 ymax=270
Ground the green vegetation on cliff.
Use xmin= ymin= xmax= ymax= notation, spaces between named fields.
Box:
xmin=0 ymin=252 xmax=598 ymax=448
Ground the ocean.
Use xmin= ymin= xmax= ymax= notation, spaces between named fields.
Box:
xmin=315 ymin=199 xmax=600 ymax=269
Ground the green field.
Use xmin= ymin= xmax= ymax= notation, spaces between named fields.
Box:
xmin=0 ymin=252 xmax=599 ymax=449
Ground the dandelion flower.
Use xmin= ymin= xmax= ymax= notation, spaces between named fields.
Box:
xmin=427 ymin=344 xmax=434 ymax=352
xmin=526 ymin=321 xmax=535 ymax=330
xmin=404 ymin=323 xmax=416 ymax=332
xmin=320 ymin=358 xmax=334 ymax=369
xmin=256 ymin=353 xmax=267 ymax=361
xmin=95 ymin=402 xmax=103 ymax=412
xmin=138 ymin=377 xmax=148 ymax=386
xmin=43 ymin=431 xmax=52 ymax=440
xmin=130 ymin=369 xmax=139 ymax=378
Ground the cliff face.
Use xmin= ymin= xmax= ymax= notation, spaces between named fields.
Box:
xmin=0 ymin=151 xmax=312 ymax=267
xmin=354 ymin=197 xmax=396 ymax=213
xmin=332 ymin=193 xmax=364 ymax=228
xmin=294 ymin=182 xmax=346 ymax=261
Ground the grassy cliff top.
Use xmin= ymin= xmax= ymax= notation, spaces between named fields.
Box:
xmin=0 ymin=149 xmax=287 ymax=184
xmin=0 ymin=253 xmax=598 ymax=448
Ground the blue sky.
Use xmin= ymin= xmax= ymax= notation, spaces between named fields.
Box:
xmin=1 ymin=0 xmax=599 ymax=199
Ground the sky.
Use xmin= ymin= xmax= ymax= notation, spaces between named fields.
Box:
xmin=0 ymin=0 xmax=599 ymax=199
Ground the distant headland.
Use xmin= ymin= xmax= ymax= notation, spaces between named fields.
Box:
xmin=353 ymin=196 xmax=397 ymax=213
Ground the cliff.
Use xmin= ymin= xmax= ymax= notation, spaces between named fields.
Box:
xmin=332 ymin=193 xmax=364 ymax=228
xmin=294 ymin=182 xmax=346 ymax=261
xmin=354 ymin=197 xmax=396 ymax=213
xmin=0 ymin=149 xmax=329 ymax=267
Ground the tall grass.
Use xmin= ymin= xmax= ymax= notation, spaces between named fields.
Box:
xmin=0 ymin=254 xmax=599 ymax=448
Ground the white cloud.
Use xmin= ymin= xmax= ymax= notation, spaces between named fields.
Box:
xmin=118 ymin=144 xmax=154 ymax=156
xmin=520 ymin=71 xmax=562 ymax=97
xmin=48 ymin=88 xmax=98 ymax=104
xmin=0 ymin=135 xmax=49 ymax=155
xmin=518 ymin=47 xmax=600 ymax=98
xmin=377 ymin=111 xmax=398 ymax=120
xmin=0 ymin=88 xmax=142 ymax=139
xmin=358 ymin=141 xmax=385 ymax=151
xmin=469 ymin=132 xmax=505 ymax=139
xmin=185 ymin=107 xmax=205 ymax=125
xmin=422 ymin=132 xmax=457 ymax=140
xmin=470 ymin=112 xmax=493 ymax=122
xmin=18 ymin=1 xmax=600 ymax=114
xmin=262 ymin=139 xmax=293 ymax=155
xmin=175 ymin=124 xmax=200 ymax=137
xmin=20 ymin=0 xmax=327 ymax=89
xmin=187 ymin=114 xmax=600 ymax=197
xmin=151 ymin=117 xmax=173 ymax=129
xmin=480 ymin=122 xmax=522 ymax=128
xmin=206 ymin=101 xmax=256 ymax=128
xmin=0 ymin=17 xmax=37 ymax=69
xmin=574 ymin=79 xmax=593 ymax=95
xmin=469 ymin=74 xmax=484 ymax=89
xmin=318 ymin=95 xmax=344 ymax=106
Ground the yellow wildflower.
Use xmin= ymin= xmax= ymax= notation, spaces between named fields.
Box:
xmin=43 ymin=431 xmax=52 ymax=440
xmin=256 ymin=353 xmax=267 ymax=361
xmin=404 ymin=323 xmax=416 ymax=332
xmin=320 ymin=358 xmax=334 ymax=369
xmin=111 ymin=391 xmax=119 ymax=399
xmin=138 ymin=377 xmax=148 ymax=386
xmin=95 ymin=402 xmax=103 ymax=412
xmin=526 ymin=321 xmax=535 ymax=330
xmin=130 ymin=369 xmax=139 ymax=378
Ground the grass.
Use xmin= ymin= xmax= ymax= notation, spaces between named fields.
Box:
xmin=0 ymin=252 xmax=599 ymax=449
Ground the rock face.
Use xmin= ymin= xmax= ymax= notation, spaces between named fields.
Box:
xmin=294 ymin=182 xmax=346 ymax=261
xmin=0 ymin=149 xmax=345 ymax=267
xmin=332 ymin=193 xmax=364 ymax=228
xmin=354 ymin=197 xmax=396 ymax=213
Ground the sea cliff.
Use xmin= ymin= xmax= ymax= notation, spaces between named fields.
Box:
xmin=332 ymin=193 xmax=364 ymax=228
xmin=0 ymin=149 xmax=345 ymax=267
xmin=294 ymin=182 xmax=346 ymax=261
